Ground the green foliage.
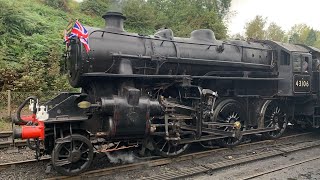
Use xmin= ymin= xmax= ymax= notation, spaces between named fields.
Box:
xmin=0 ymin=0 xmax=75 ymax=92
xmin=0 ymin=117 xmax=11 ymax=131
xmin=123 ymin=0 xmax=157 ymax=34
xmin=0 ymin=67 xmax=19 ymax=91
xmin=0 ymin=0 xmax=231 ymax=93
xmin=265 ymin=22 xmax=286 ymax=42
xmin=148 ymin=0 xmax=229 ymax=39
xmin=79 ymin=0 xmax=230 ymax=38
xmin=42 ymin=0 xmax=71 ymax=11
xmin=288 ymin=24 xmax=311 ymax=44
xmin=245 ymin=15 xmax=267 ymax=40
xmin=305 ymin=29 xmax=317 ymax=46
xmin=80 ymin=0 xmax=111 ymax=16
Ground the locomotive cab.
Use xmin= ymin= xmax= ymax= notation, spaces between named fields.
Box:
xmin=292 ymin=52 xmax=312 ymax=94
xmin=263 ymin=40 xmax=313 ymax=96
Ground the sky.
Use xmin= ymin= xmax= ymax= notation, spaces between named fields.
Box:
xmin=228 ymin=0 xmax=320 ymax=35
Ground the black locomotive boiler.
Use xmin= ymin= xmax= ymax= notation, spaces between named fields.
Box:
xmin=12 ymin=10 xmax=320 ymax=175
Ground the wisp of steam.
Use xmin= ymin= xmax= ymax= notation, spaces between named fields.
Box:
xmin=105 ymin=151 xmax=136 ymax=164
xmin=109 ymin=0 xmax=124 ymax=12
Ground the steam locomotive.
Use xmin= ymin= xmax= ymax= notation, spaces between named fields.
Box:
xmin=12 ymin=10 xmax=320 ymax=175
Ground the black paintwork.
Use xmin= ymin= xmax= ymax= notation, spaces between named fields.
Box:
xmin=41 ymin=11 xmax=320 ymax=157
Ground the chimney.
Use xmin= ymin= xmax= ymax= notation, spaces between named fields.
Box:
xmin=102 ymin=11 xmax=126 ymax=32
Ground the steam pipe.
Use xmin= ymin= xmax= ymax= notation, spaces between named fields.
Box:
xmin=13 ymin=96 xmax=38 ymax=125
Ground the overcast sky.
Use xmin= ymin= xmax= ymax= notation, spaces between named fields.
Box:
xmin=228 ymin=0 xmax=320 ymax=35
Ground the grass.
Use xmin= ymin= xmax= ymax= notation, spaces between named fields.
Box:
xmin=0 ymin=117 xmax=12 ymax=131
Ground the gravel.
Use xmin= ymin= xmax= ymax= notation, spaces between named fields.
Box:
xmin=98 ymin=132 xmax=320 ymax=180
xmin=0 ymin=130 xmax=318 ymax=180
xmin=192 ymin=145 xmax=320 ymax=180
xmin=0 ymin=147 xmax=35 ymax=164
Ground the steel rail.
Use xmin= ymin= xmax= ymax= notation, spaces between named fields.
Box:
xmin=0 ymin=140 xmax=27 ymax=149
xmin=0 ymin=157 xmax=50 ymax=171
xmin=240 ymin=155 xmax=320 ymax=180
xmin=0 ymin=131 xmax=12 ymax=138
xmin=44 ymin=132 xmax=313 ymax=180
xmin=142 ymin=139 xmax=320 ymax=180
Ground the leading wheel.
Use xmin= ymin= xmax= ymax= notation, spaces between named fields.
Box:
xmin=261 ymin=100 xmax=288 ymax=139
xmin=214 ymin=99 xmax=246 ymax=147
xmin=52 ymin=134 xmax=94 ymax=176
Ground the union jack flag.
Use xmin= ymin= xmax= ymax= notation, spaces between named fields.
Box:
xmin=65 ymin=20 xmax=90 ymax=53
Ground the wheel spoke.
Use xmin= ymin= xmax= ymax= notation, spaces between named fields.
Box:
xmin=155 ymin=139 xmax=163 ymax=145
xmin=160 ymin=141 xmax=168 ymax=151
xmin=78 ymin=142 xmax=84 ymax=150
xmin=167 ymin=144 xmax=171 ymax=155
xmin=267 ymin=121 xmax=273 ymax=128
xmin=70 ymin=140 xmax=74 ymax=152
xmin=264 ymin=114 xmax=272 ymax=119
xmin=81 ymin=157 xmax=89 ymax=161
xmin=63 ymin=145 xmax=71 ymax=153
xmin=81 ymin=149 xmax=89 ymax=154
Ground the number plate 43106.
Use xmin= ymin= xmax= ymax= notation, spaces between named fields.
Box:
xmin=293 ymin=75 xmax=310 ymax=92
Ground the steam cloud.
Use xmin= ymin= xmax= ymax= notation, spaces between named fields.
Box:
xmin=109 ymin=0 xmax=124 ymax=12
xmin=105 ymin=151 xmax=136 ymax=164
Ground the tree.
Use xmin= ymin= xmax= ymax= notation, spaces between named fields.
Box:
xmin=43 ymin=0 xmax=71 ymax=11
xmin=313 ymin=31 xmax=320 ymax=49
xmin=214 ymin=0 xmax=232 ymax=18
xmin=80 ymin=0 xmax=111 ymax=16
xmin=288 ymin=24 xmax=310 ymax=44
xmin=305 ymin=29 xmax=317 ymax=46
xmin=147 ymin=0 xmax=230 ymax=39
xmin=0 ymin=0 xmax=74 ymax=91
xmin=244 ymin=15 xmax=267 ymax=40
xmin=122 ymin=0 xmax=157 ymax=34
xmin=265 ymin=22 xmax=285 ymax=42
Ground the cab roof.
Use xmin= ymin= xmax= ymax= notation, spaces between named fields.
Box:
xmin=260 ymin=40 xmax=310 ymax=53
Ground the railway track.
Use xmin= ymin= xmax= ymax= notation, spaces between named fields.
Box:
xmin=240 ymin=155 xmax=320 ymax=180
xmin=142 ymin=139 xmax=320 ymax=180
xmin=44 ymin=131 xmax=315 ymax=180
xmin=0 ymin=158 xmax=50 ymax=171
xmin=0 ymin=131 xmax=27 ymax=149
xmin=0 ymin=131 xmax=12 ymax=138
xmin=0 ymin=140 xmax=28 ymax=149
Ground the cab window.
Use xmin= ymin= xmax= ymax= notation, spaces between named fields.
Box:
xmin=293 ymin=55 xmax=301 ymax=72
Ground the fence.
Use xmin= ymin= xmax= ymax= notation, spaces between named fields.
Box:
xmin=0 ymin=90 xmax=64 ymax=119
